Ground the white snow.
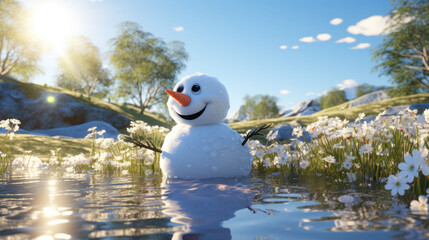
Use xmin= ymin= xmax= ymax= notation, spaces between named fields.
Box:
xmin=348 ymin=90 xmax=390 ymax=108
xmin=225 ymin=107 xmax=247 ymax=123
xmin=280 ymin=99 xmax=321 ymax=118
xmin=0 ymin=121 xmax=120 ymax=139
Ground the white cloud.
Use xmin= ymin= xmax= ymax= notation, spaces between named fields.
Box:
xmin=280 ymin=89 xmax=291 ymax=95
xmin=299 ymin=36 xmax=316 ymax=43
xmin=280 ymin=45 xmax=287 ymax=50
xmin=337 ymin=79 xmax=358 ymax=90
xmin=347 ymin=15 xmax=390 ymax=36
xmin=292 ymin=45 xmax=299 ymax=50
xmin=317 ymin=33 xmax=331 ymax=41
xmin=335 ymin=37 xmax=356 ymax=43
xmin=348 ymin=14 xmax=414 ymax=36
xmin=350 ymin=43 xmax=371 ymax=50
xmin=330 ymin=18 xmax=343 ymax=25
xmin=173 ymin=26 xmax=184 ymax=32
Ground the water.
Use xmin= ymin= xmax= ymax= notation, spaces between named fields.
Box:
xmin=0 ymin=172 xmax=428 ymax=240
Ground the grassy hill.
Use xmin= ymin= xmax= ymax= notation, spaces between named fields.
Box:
xmin=0 ymin=75 xmax=173 ymax=130
xmin=229 ymin=92 xmax=429 ymax=135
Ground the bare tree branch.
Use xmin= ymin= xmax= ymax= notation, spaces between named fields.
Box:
xmin=403 ymin=64 xmax=428 ymax=71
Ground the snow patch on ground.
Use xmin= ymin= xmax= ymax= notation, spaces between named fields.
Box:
xmin=0 ymin=121 xmax=120 ymax=139
xmin=348 ymin=90 xmax=390 ymax=108
xmin=225 ymin=108 xmax=248 ymax=123
xmin=280 ymin=99 xmax=321 ymax=118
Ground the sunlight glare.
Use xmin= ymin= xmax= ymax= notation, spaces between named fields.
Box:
xmin=48 ymin=179 xmax=56 ymax=185
xmin=28 ymin=1 xmax=77 ymax=54
xmin=47 ymin=219 xmax=69 ymax=226
xmin=54 ymin=233 xmax=71 ymax=240
xmin=47 ymin=95 xmax=55 ymax=103
xmin=34 ymin=235 xmax=54 ymax=240
xmin=43 ymin=207 xmax=60 ymax=217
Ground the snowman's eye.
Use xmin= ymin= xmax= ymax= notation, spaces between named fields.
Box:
xmin=176 ymin=85 xmax=184 ymax=93
xmin=191 ymin=84 xmax=201 ymax=95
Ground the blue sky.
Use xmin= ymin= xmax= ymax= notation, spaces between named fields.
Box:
xmin=21 ymin=0 xmax=394 ymax=115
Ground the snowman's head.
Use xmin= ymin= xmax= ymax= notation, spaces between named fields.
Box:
xmin=166 ymin=73 xmax=230 ymax=126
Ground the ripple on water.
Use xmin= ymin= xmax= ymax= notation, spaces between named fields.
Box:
xmin=0 ymin=173 xmax=427 ymax=239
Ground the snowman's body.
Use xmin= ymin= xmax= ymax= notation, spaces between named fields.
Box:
xmin=161 ymin=123 xmax=252 ymax=179
xmin=160 ymin=73 xmax=253 ymax=179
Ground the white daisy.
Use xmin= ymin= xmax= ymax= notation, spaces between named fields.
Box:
xmin=359 ymin=144 xmax=373 ymax=154
xmin=385 ymin=175 xmax=410 ymax=196
xmin=322 ymin=155 xmax=336 ymax=164
xmin=292 ymin=126 xmax=303 ymax=138
xmin=398 ymin=149 xmax=423 ymax=182
xmin=410 ymin=196 xmax=428 ymax=214
xmin=300 ymin=160 xmax=309 ymax=169
xmin=342 ymin=160 xmax=353 ymax=170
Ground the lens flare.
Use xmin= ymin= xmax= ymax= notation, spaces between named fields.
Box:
xmin=47 ymin=96 xmax=55 ymax=103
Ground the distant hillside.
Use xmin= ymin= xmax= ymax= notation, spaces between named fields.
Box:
xmin=279 ymin=99 xmax=321 ymax=118
xmin=0 ymin=75 xmax=172 ymax=131
xmin=229 ymin=92 xmax=429 ymax=136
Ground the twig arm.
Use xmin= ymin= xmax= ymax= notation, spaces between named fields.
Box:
xmin=125 ymin=136 xmax=162 ymax=153
xmin=241 ymin=123 xmax=272 ymax=146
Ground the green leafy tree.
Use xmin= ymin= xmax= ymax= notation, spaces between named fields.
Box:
xmin=109 ymin=22 xmax=188 ymax=114
xmin=239 ymin=94 xmax=279 ymax=120
xmin=57 ymin=36 xmax=112 ymax=97
xmin=238 ymin=95 xmax=257 ymax=120
xmin=373 ymin=0 xmax=429 ymax=93
xmin=0 ymin=0 xmax=42 ymax=80
xmin=356 ymin=84 xmax=376 ymax=98
xmin=320 ymin=89 xmax=347 ymax=109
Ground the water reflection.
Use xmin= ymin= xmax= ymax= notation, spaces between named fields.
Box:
xmin=0 ymin=173 xmax=172 ymax=239
xmin=0 ymin=173 xmax=90 ymax=239
xmin=0 ymin=173 xmax=428 ymax=239
xmin=162 ymin=177 xmax=255 ymax=240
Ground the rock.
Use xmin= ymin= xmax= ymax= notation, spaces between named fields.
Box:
xmin=269 ymin=122 xmax=311 ymax=142
xmin=348 ymin=90 xmax=390 ymax=108
xmin=409 ymin=103 xmax=429 ymax=113
xmin=0 ymin=81 xmax=130 ymax=130
xmin=280 ymin=99 xmax=321 ymax=118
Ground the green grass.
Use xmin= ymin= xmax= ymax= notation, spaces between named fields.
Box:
xmin=5 ymin=134 xmax=92 ymax=161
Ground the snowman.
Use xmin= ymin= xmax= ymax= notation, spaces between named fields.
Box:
xmin=160 ymin=73 xmax=266 ymax=179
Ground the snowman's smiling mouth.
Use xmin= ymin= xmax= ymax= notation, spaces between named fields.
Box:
xmin=176 ymin=104 xmax=207 ymax=120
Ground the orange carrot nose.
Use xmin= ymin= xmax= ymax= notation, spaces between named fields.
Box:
xmin=165 ymin=89 xmax=191 ymax=107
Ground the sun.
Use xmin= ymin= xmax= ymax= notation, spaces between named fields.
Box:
xmin=27 ymin=1 xmax=77 ymax=54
